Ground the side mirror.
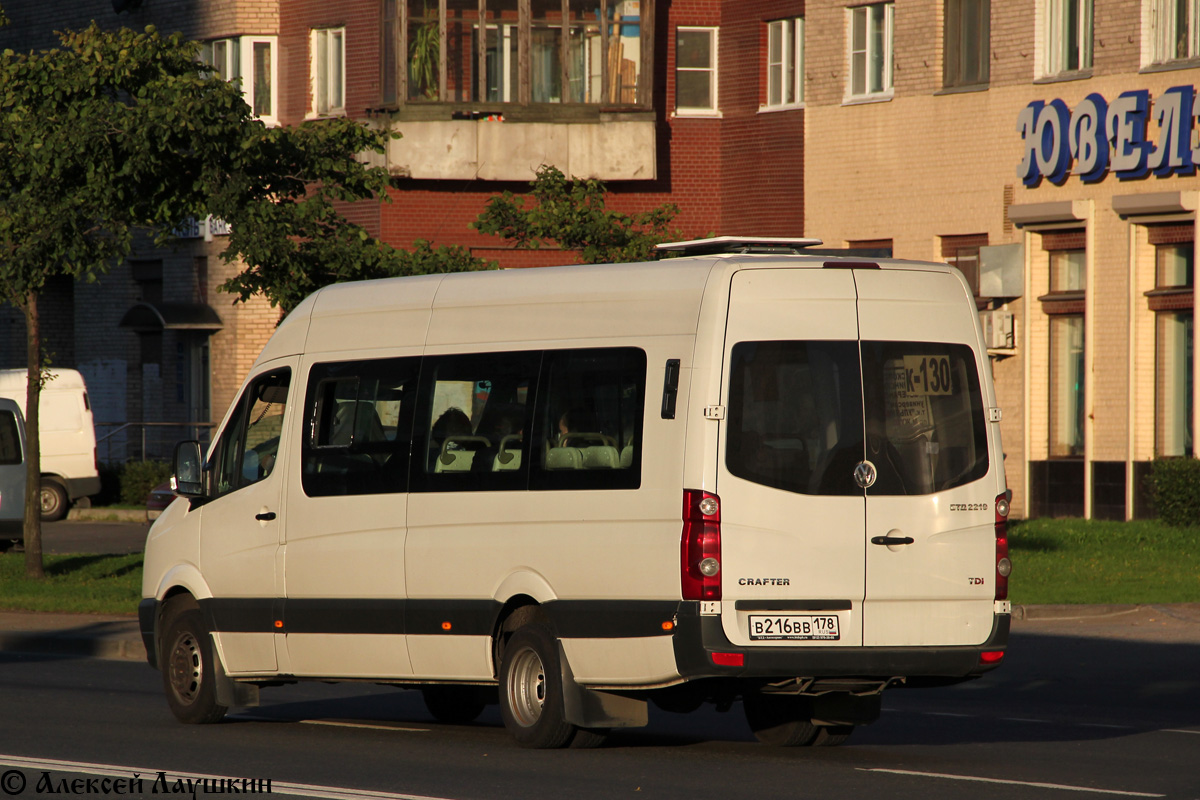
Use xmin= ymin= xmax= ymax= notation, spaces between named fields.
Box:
xmin=172 ymin=440 xmax=206 ymax=497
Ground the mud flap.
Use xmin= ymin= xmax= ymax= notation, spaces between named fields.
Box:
xmin=558 ymin=642 xmax=647 ymax=729
xmin=210 ymin=633 xmax=261 ymax=709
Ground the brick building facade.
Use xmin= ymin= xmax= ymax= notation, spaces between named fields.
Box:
xmin=3 ymin=0 xmax=1198 ymax=521
xmin=804 ymin=0 xmax=1200 ymax=520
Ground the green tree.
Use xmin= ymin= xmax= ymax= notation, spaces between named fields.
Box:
xmin=0 ymin=23 xmax=482 ymax=576
xmin=473 ymin=165 xmax=681 ymax=263
xmin=0 ymin=24 xmax=250 ymax=577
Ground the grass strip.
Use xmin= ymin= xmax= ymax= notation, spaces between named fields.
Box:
xmin=0 ymin=553 xmax=142 ymax=615
xmin=0 ymin=518 xmax=1197 ymax=614
xmin=1009 ymin=518 xmax=1200 ymax=605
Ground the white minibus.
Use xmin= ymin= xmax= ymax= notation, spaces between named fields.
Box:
xmin=141 ymin=238 xmax=1011 ymax=748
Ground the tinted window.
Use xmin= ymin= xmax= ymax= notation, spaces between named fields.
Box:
xmin=410 ymin=351 xmax=540 ymax=492
xmin=861 ymin=341 xmax=989 ymax=495
xmin=531 ymin=348 xmax=645 ymax=491
xmin=726 ymin=341 xmax=864 ymax=496
xmin=302 ymin=358 xmax=418 ymax=496
xmin=212 ymin=369 xmax=290 ymax=496
xmin=0 ymin=411 xmax=21 ymax=465
xmin=726 ymin=340 xmax=988 ymax=497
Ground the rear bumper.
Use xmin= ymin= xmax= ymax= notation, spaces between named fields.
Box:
xmin=672 ymin=601 xmax=1009 ymax=680
xmin=65 ymin=476 xmax=102 ymax=501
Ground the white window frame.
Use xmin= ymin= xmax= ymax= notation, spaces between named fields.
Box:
xmin=201 ymin=35 xmax=279 ymax=126
xmin=1041 ymin=0 xmax=1093 ymax=75
xmin=846 ymin=3 xmax=894 ymax=102
xmin=1147 ymin=0 xmax=1200 ymax=65
xmin=764 ymin=18 xmax=804 ymax=110
xmin=311 ymin=27 xmax=347 ymax=117
xmin=675 ymin=26 xmax=719 ymax=116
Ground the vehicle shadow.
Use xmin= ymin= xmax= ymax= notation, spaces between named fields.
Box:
xmin=220 ymin=629 xmax=1200 ymax=749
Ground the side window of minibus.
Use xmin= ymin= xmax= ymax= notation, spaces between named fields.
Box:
xmin=212 ymin=369 xmax=290 ymax=496
xmin=411 ymin=351 xmax=539 ymax=491
xmin=532 ymin=347 xmax=646 ymax=490
xmin=302 ymin=357 xmax=418 ymax=496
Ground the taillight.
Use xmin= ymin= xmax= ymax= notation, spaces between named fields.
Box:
xmin=681 ymin=489 xmax=722 ymax=601
xmin=995 ymin=491 xmax=1012 ymax=601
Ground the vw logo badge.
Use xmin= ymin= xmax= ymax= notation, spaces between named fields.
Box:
xmin=854 ymin=460 xmax=877 ymax=489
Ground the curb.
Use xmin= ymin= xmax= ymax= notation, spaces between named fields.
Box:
xmin=0 ymin=631 xmax=145 ymax=662
xmin=1012 ymin=602 xmax=1200 ymax=622
xmin=65 ymin=507 xmax=148 ymax=523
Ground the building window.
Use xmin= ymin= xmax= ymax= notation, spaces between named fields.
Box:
xmin=1150 ymin=0 xmax=1200 ymax=64
xmin=848 ymin=3 xmax=893 ymax=100
xmin=766 ymin=18 xmax=804 ymax=109
xmin=1148 ymin=231 xmax=1195 ymax=457
xmin=200 ymin=36 xmax=278 ymax=123
xmin=1044 ymin=0 xmax=1092 ymax=74
xmin=943 ymin=0 xmax=989 ymax=88
xmin=1044 ymin=247 xmax=1086 ymax=458
xmin=676 ymin=27 xmax=718 ymax=114
xmin=312 ymin=28 xmax=346 ymax=115
xmin=387 ymin=0 xmax=649 ymax=106
xmin=941 ymin=233 xmax=988 ymax=295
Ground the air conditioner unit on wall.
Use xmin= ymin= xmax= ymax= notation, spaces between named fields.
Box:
xmin=980 ymin=309 xmax=1015 ymax=350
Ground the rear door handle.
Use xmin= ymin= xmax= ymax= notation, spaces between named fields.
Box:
xmin=255 ymin=511 xmax=277 ymax=521
xmin=871 ymin=535 xmax=914 ymax=546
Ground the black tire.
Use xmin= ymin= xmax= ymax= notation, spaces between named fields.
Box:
xmin=743 ymin=691 xmax=819 ymax=747
xmin=160 ymin=604 xmax=228 ymax=724
xmin=498 ymin=624 xmax=576 ymax=749
xmin=39 ymin=480 xmax=68 ymax=522
xmin=421 ymin=686 xmax=488 ymax=724
xmin=812 ymin=725 xmax=854 ymax=747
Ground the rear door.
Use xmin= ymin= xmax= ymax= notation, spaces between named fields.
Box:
xmin=718 ymin=268 xmax=867 ymax=648
xmin=717 ymin=265 xmax=997 ymax=650
xmin=855 ymin=268 xmax=997 ymax=646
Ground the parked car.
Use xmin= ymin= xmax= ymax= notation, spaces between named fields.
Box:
xmin=145 ymin=481 xmax=175 ymax=522
xmin=0 ymin=397 xmax=26 ymax=551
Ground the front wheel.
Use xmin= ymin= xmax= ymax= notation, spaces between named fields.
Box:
xmin=160 ymin=604 xmax=228 ymax=724
xmin=498 ymin=624 xmax=578 ymax=749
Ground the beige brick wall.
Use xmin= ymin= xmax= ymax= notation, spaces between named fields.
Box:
xmin=804 ymin=0 xmax=1200 ymax=517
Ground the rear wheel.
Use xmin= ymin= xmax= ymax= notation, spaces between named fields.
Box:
xmin=39 ymin=480 xmax=68 ymax=522
xmin=742 ymin=691 xmax=819 ymax=747
xmin=160 ymin=603 xmax=227 ymax=724
xmin=498 ymin=624 xmax=577 ymax=749
xmin=421 ymin=686 xmax=488 ymax=724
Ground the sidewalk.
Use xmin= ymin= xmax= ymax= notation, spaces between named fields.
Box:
xmin=2 ymin=604 xmax=1199 ymax=663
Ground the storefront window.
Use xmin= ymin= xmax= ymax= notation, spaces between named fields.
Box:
xmin=1154 ymin=241 xmax=1195 ymax=457
xmin=1050 ymin=315 xmax=1085 ymax=457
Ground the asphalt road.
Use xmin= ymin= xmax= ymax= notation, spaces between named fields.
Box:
xmin=1 ymin=611 xmax=1198 ymax=800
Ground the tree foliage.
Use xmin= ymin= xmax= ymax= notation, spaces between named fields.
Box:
xmin=473 ymin=165 xmax=681 ymax=263
xmin=0 ymin=23 xmax=253 ymax=577
xmin=214 ymin=121 xmax=492 ymax=314
xmin=0 ymin=23 xmax=491 ymax=574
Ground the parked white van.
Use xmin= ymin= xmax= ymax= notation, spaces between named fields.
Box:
xmin=141 ymin=238 xmax=1011 ymax=748
xmin=0 ymin=398 xmax=27 ymax=550
xmin=0 ymin=368 xmax=101 ymax=521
